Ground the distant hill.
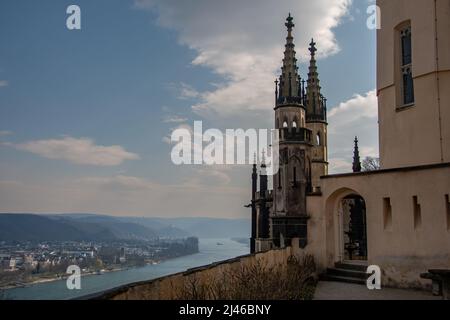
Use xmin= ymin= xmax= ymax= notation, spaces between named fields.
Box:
xmin=54 ymin=215 xmax=251 ymax=239
xmin=0 ymin=214 xmax=112 ymax=241
xmin=0 ymin=213 xmax=251 ymax=241
xmin=161 ymin=218 xmax=251 ymax=239
xmin=0 ymin=214 xmax=155 ymax=241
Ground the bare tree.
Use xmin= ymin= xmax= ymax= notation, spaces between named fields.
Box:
xmin=362 ymin=157 xmax=380 ymax=172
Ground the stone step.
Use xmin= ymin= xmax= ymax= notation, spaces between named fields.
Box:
xmin=326 ymin=268 xmax=369 ymax=280
xmin=334 ymin=262 xmax=368 ymax=272
xmin=320 ymin=274 xmax=367 ymax=285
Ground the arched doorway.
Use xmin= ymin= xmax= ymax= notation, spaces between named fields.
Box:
xmin=340 ymin=194 xmax=368 ymax=261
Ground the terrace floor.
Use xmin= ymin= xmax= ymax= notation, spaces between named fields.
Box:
xmin=313 ymin=281 xmax=441 ymax=300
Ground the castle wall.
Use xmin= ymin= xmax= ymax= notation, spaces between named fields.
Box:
xmin=87 ymin=244 xmax=306 ymax=300
xmin=309 ymin=163 xmax=450 ymax=289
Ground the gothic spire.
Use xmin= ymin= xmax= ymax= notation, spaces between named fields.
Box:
xmin=279 ymin=13 xmax=300 ymax=101
xmin=353 ymin=137 xmax=362 ymax=173
xmin=306 ymin=39 xmax=326 ymax=122
xmin=261 ymin=149 xmax=266 ymax=168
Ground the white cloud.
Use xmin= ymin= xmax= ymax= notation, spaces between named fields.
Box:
xmin=0 ymin=80 xmax=8 ymax=87
xmin=178 ymin=82 xmax=200 ymax=100
xmin=163 ymin=115 xmax=188 ymax=123
xmin=328 ymin=90 xmax=379 ymax=173
xmin=186 ymin=166 xmax=232 ymax=186
xmin=13 ymin=136 xmax=140 ymax=166
xmin=0 ymin=173 xmax=247 ymax=218
xmin=135 ymin=0 xmax=353 ymax=123
xmin=0 ymin=130 xmax=12 ymax=137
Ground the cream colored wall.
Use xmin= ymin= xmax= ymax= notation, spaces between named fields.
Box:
xmin=377 ymin=0 xmax=450 ymax=169
xmin=310 ymin=165 xmax=450 ymax=289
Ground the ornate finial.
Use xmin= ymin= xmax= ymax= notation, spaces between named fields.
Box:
xmin=285 ymin=13 xmax=295 ymax=31
xmin=353 ymin=136 xmax=362 ymax=173
xmin=309 ymin=38 xmax=317 ymax=56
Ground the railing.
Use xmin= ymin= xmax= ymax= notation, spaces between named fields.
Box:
xmin=276 ymin=96 xmax=304 ymax=107
xmin=279 ymin=127 xmax=312 ymax=143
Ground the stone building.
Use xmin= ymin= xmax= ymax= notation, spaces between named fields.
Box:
xmin=251 ymin=0 xmax=450 ymax=288
xmin=251 ymin=14 xmax=328 ymax=253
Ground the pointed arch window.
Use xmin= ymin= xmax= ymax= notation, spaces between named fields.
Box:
xmin=316 ymin=132 xmax=321 ymax=146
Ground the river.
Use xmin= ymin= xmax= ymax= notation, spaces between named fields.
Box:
xmin=2 ymin=238 xmax=249 ymax=300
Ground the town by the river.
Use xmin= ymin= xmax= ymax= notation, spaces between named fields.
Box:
xmin=1 ymin=239 xmax=249 ymax=300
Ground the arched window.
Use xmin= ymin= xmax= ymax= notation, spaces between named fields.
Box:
xmin=292 ymin=121 xmax=297 ymax=128
xmin=283 ymin=121 xmax=288 ymax=128
xmin=316 ymin=132 xmax=321 ymax=146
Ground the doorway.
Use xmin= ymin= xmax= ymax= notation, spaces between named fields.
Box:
xmin=341 ymin=194 xmax=368 ymax=261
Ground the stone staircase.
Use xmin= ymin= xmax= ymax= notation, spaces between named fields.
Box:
xmin=320 ymin=262 xmax=369 ymax=285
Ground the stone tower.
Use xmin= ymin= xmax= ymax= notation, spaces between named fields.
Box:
xmin=271 ymin=14 xmax=312 ymax=249
xmin=305 ymin=39 xmax=328 ymax=190
xmin=250 ymin=14 xmax=328 ymax=252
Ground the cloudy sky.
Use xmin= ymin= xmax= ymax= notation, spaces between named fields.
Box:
xmin=0 ymin=0 xmax=378 ymax=218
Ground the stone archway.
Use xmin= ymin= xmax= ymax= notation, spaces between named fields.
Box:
xmin=325 ymin=188 xmax=368 ymax=265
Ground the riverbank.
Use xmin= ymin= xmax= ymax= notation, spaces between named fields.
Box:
xmin=1 ymin=254 xmax=193 ymax=291
xmin=1 ymin=239 xmax=249 ymax=300
xmin=0 ymin=267 xmax=124 ymax=290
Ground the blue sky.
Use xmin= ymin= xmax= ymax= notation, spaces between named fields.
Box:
xmin=0 ymin=0 xmax=378 ymax=217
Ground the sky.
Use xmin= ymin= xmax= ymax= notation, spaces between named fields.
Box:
xmin=0 ymin=0 xmax=378 ymax=218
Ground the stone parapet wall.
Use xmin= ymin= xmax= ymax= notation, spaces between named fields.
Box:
xmin=87 ymin=239 xmax=314 ymax=300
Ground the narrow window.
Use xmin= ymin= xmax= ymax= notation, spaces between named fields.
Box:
xmin=446 ymin=194 xmax=450 ymax=231
xmin=278 ymin=171 xmax=282 ymax=189
xmin=400 ymin=26 xmax=414 ymax=105
xmin=316 ymin=132 xmax=321 ymax=146
xmin=283 ymin=121 xmax=288 ymax=128
xmin=383 ymin=198 xmax=392 ymax=230
xmin=413 ymin=196 xmax=422 ymax=230
xmin=292 ymin=121 xmax=297 ymax=128
xmin=293 ymin=167 xmax=297 ymax=186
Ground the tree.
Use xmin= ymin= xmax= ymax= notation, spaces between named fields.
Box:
xmin=362 ymin=157 xmax=380 ymax=172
